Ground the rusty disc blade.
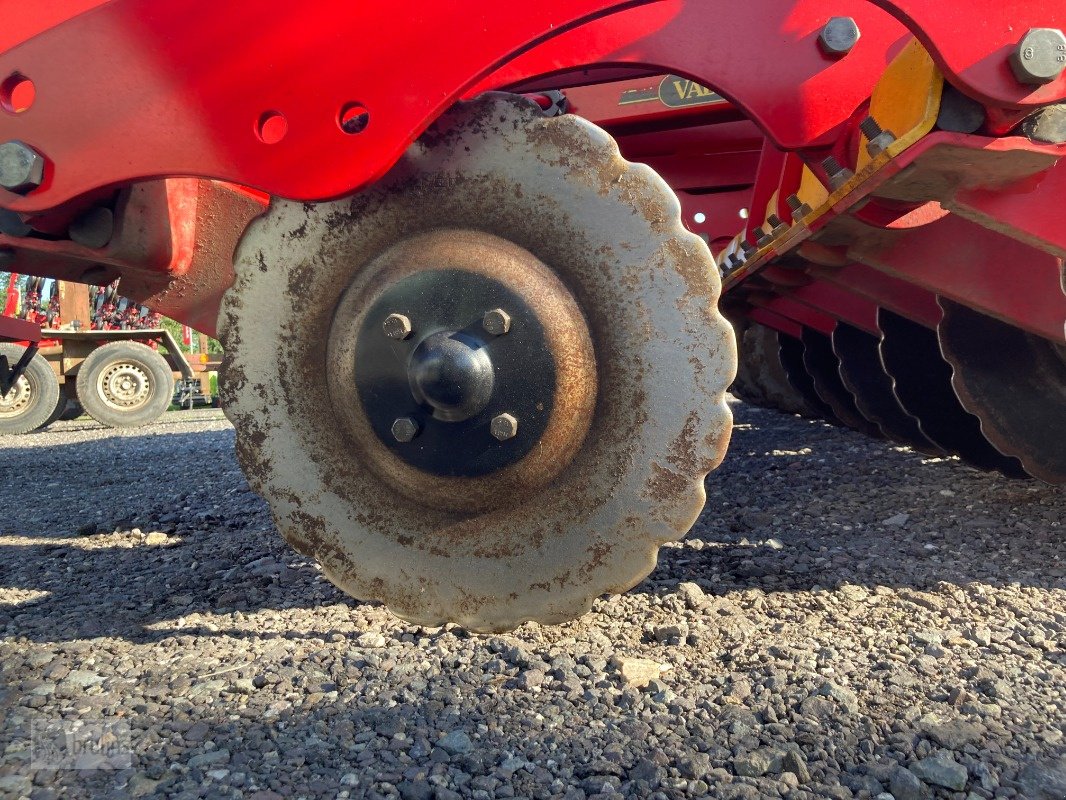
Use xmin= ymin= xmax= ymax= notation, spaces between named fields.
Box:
xmin=776 ymin=332 xmax=840 ymax=424
xmin=832 ymin=322 xmax=944 ymax=455
xmin=938 ymin=299 xmax=1066 ymax=484
xmin=800 ymin=327 xmax=883 ymax=437
xmin=219 ymin=94 xmax=735 ymax=632
xmin=877 ymin=308 xmax=1028 ymax=478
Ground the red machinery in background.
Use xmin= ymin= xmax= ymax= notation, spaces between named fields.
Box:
xmin=0 ymin=1 xmax=1063 ymax=630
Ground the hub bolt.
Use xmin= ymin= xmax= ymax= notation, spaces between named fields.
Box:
xmin=382 ymin=313 xmax=412 ymax=340
xmin=490 ymin=413 xmax=518 ymax=441
xmin=818 ymin=17 xmax=860 ymax=58
xmin=482 ymin=308 xmax=512 ymax=336
xmin=1010 ymin=28 xmax=1066 ymax=85
xmin=0 ymin=140 xmax=44 ymax=194
xmin=391 ymin=417 xmax=420 ymax=442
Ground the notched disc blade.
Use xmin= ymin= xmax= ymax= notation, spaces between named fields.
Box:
xmin=801 ymin=327 xmax=882 ymax=437
xmin=878 ymin=309 xmax=1028 ymax=478
xmin=833 ymin=322 xmax=943 ymax=455
xmin=777 ymin=332 xmax=839 ymax=424
xmin=939 ymin=299 xmax=1066 ymax=484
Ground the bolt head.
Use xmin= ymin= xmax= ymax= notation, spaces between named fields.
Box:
xmin=818 ymin=17 xmax=860 ymax=57
xmin=1010 ymin=28 xmax=1066 ymax=85
xmin=0 ymin=140 xmax=44 ymax=194
xmin=382 ymin=313 xmax=412 ymax=340
xmin=482 ymin=308 xmax=512 ymax=336
xmin=490 ymin=413 xmax=518 ymax=441
xmin=391 ymin=417 xmax=420 ymax=442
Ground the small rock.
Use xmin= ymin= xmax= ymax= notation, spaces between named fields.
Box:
xmin=438 ymin=730 xmax=474 ymax=755
xmin=652 ymin=623 xmax=688 ymax=644
xmin=612 ymin=656 xmax=665 ymax=688
xmin=229 ymin=678 xmax=257 ymax=694
xmin=764 ymin=538 xmax=784 ymax=550
xmin=188 ymin=749 xmax=230 ymax=769
xmin=890 ymin=766 xmax=928 ymax=800
xmin=356 ymin=632 xmax=387 ymax=648
xmin=734 ymin=749 xmax=773 ymax=778
xmin=144 ymin=531 xmax=169 ymax=545
xmin=516 ymin=668 xmax=546 ymax=689
xmin=126 ymin=774 xmax=160 ymax=797
xmin=816 ymin=681 xmax=859 ymax=713
xmin=781 ymin=750 xmax=810 ymax=783
xmin=912 ymin=751 xmax=967 ymax=791
xmin=883 ymin=512 xmax=910 ymax=527
xmin=64 ymin=670 xmax=104 ymax=688
xmin=1017 ymin=755 xmax=1066 ymax=800
xmin=920 ymin=717 xmax=985 ymax=750
xmin=676 ymin=582 xmax=707 ymax=609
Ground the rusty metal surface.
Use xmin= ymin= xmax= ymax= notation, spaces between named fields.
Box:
xmin=938 ymin=299 xmax=1066 ymax=484
xmin=218 ymin=94 xmax=735 ymax=632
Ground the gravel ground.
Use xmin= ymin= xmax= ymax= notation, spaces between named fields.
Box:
xmin=0 ymin=402 xmax=1063 ymax=800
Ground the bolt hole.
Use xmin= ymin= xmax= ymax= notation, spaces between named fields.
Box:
xmin=339 ymin=103 xmax=370 ymax=134
xmin=255 ymin=111 xmax=287 ymax=144
xmin=738 ymin=207 xmax=750 ymax=220
xmin=0 ymin=74 xmax=35 ymax=114
xmin=693 ymin=212 xmax=707 ymax=224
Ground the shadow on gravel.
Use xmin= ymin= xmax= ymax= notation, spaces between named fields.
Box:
xmin=1 ymin=404 xmax=1063 ymax=644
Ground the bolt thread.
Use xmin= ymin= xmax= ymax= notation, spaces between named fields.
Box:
xmin=859 ymin=116 xmax=883 ymax=140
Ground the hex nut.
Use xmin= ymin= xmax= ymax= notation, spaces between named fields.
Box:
xmin=490 ymin=413 xmax=518 ymax=441
xmin=382 ymin=313 xmax=413 ymax=340
xmin=482 ymin=308 xmax=512 ymax=336
xmin=0 ymin=140 xmax=44 ymax=194
xmin=818 ymin=17 xmax=860 ymax=57
xmin=391 ymin=417 xmax=420 ymax=442
xmin=1010 ymin=28 xmax=1066 ymax=85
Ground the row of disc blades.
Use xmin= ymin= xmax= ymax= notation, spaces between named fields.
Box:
xmin=731 ymin=300 xmax=1066 ymax=484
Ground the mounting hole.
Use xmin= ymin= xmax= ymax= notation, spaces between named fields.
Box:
xmin=255 ymin=111 xmax=288 ymax=144
xmin=738 ymin=207 xmax=750 ymax=220
xmin=0 ymin=74 xmax=35 ymax=114
xmin=339 ymin=103 xmax=370 ymax=134
xmin=693 ymin=212 xmax=706 ymax=224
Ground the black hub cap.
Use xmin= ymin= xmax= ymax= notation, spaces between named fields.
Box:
xmin=354 ymin=269 xmax=556 ymax=477
xmin=408 ymin=331 xmax=494 ymax=422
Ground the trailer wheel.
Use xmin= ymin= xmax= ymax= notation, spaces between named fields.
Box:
xmin=0 ymin=344 xmax=61 ymax=434
xmin=75 ymin=341 xmax=174 ymax=428
xmin=219 ymin=94 xmax=735 ymax=631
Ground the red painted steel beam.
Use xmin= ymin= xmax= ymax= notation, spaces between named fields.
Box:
xmin=779 ymin=281 xmax=881 ymax=335
xmin=0 ymin=0 xmax=646 ymax=213
xmin=747 ymin=307 xmax=804 ymax=339
xmin=0 ymin=314 xmax=41 ymax=343
xmin=749 ymin=295 xmax=836 ymax=336
xmin=809 ymin=263 xmax=942 ymax=329
xmin=951 ymin=159 xmax=1066 ymax=259
xmin=475 ymin=0 xmax=910 ymax=152
xmin=848 ymin=214 xmax=1065 ymax=342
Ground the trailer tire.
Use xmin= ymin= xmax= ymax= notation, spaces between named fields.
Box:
xmin=0 ymin=344 xmax=61 ymax=435
xmin=76 ymin=341 xmax=174 ymax=428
